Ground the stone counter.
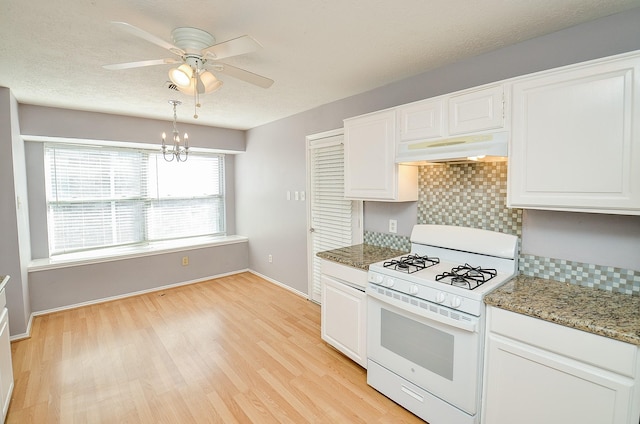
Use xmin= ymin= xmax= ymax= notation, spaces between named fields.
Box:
xmin=316 ymin=243 xmax=407 ymax=271
xmin=485 ymin=275 xmax=640 ymax=346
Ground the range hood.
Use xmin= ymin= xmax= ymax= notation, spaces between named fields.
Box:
xmin=396 ymin=131 xmax=508 ymax=164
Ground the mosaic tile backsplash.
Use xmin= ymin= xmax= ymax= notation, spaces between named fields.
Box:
xmin=364 ymin=161 xmax=640 ymax=296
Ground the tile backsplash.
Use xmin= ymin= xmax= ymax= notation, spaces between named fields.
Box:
xmin=417 ymin=162 xmax=522 ymax=235
xmin=364 ymin=161 xmax=640 ymax=296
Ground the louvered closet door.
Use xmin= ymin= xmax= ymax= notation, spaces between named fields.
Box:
xmin=307 ymin=131 xmax=362 ymax=303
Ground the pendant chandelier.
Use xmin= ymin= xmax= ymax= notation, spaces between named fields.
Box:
xmin=161 ymin=100 xmax=189 ymax=162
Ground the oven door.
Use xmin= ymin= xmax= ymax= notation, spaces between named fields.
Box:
xmin=367 ymin=288 xmax=481 ymax=415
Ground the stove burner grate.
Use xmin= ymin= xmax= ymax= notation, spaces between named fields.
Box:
xmin=436 ymin=263 xmax=497 ymax=290
xmin=383 ymin=254 xmax=440 ymax=274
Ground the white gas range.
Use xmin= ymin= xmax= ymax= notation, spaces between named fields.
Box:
xmin=366 ymin=224 xmax=518 ymax=424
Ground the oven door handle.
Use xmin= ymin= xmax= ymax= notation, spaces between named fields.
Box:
xmin=367 ymin=289 xmax=478 ymax=333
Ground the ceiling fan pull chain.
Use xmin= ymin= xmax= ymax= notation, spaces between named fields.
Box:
xmin=192 ymin=73 xmax=199 ymax=119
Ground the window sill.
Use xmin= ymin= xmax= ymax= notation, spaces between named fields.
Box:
xmin=28 ymin=235 xmax=248 ymax=272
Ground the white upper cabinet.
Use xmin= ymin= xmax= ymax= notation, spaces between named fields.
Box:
xmin=508 ymin=51 xmax=640 ymax=215
xmin=448 ymin=84 xmax=505 ymax=135
xmin=344 ymin=109 xmax=418 ymax=201
xmin=398 ymin=98 xmax=444 ymax=142
xmin=397 ymin=84 xmax=506 ymax=144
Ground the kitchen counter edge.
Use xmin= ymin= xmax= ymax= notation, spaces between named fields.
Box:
xmin=485 ymin=275 xmax=640 ymax=346
xmin=316 ymin=243 xmax=407 ymax=271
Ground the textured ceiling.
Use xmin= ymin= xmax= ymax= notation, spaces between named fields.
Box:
xmin=1 ymin=0 xmax=639 ymax=130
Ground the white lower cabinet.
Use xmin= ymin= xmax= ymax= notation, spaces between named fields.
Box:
xmin=0 ymin=281 xmax=13 ymax=422
xmin=482 ymin=307 xmax=640 ymax=424
xmin=320 ymin=260 xmax=367 ymax=368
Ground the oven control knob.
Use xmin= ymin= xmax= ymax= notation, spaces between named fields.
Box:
xmin=374 ymin=274 xmax=384 ymax=284
xmin=435 ymin=292 xmax=446 ymax=303
xmin=409 ymin=285 xmax=419 ymax=295
xmin=450 ymin=297 xmax=462 ymax=308
xmin=384 ymin=278 xmax=395 ymax=288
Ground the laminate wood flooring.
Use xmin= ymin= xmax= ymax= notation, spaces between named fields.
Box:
xmin=8 ymin=272 xmax=425 ymax=423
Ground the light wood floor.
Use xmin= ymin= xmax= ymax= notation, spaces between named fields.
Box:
xmin=8 ymin=272 xmax=425 ymax=423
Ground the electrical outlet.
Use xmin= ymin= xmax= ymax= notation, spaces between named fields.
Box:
xmin=389 ymin=219 xmax=398 ymax=234
xmin=182 ymin=256 xmax=189 ymax=266
xmin=268 ymin=254 xmax=273 ymax=263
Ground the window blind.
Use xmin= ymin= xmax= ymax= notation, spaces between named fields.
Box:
xmin=309 ymin=136 xmax=354 ymax=302
xmin=45 ymin=144 xmax=225 ymax=256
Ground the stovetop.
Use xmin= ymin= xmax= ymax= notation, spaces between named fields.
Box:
xmin=368 ymin=256 xmax=515 ymax=316
xmin=366 ymin=225 xmax=519 ymax=316
xmin=370 ymin=256 xmax=512 ymax=294
xmin=369 ymin=252 xmax=516 ymax=316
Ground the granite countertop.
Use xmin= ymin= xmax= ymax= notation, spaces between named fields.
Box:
xmin=485 ymin=275 xmax=640 ymax=346
xmin=316 ymin=243 xmax=407 ymax=271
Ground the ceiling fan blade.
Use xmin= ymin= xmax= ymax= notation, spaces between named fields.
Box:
xmin=211 ymin=62 xmax=274 ymax=88
xmin=102 ymin=58 xmax=179 ymax=70
xmin=111 ymin=21 xmax=184 ymax=55
xmin=203 ymin=35 xmax=262 ymax=60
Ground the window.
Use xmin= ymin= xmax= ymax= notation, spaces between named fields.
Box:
xmin=44 ymin=143 xmax=225 ymax=256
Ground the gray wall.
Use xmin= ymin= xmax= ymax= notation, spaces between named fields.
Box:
xmin=0 ymin=88 xmax=32 ymax=335
xmin=18 ymin=104 xmax=245 ymax=152
xmin=29 ymin=241 xmax=248 ymax=312
xmin=237 ymin=8 xmax=640 ymax=295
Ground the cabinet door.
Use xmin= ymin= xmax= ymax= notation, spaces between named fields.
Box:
xmin=448 ymin=85 xmax=504 ymax=135
xmin=483 ymin=333 xmax=634 ymax=424
xmin=344 ymin=110 xmax=418 ymax=201
xmin=344 ymin=110 xmax=398 ymax=200
xmin=508 ymin=54 xmax=640 ymax=214
xmin=0 ymin=308 xmax=13 ymax=420
xmin=397 ymin=98 xmax=444 ymax=142
xmin=321 ymin=275 xmax=367 ymax=368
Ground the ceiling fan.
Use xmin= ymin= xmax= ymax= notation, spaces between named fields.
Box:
xmin=103 ymin=22 xmax=274 ymax=97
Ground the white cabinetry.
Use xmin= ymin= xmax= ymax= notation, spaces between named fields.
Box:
xmin=0 ymin=277 xmax=13 ymax=422
xmin=397 ymin=98 xmax=444 ymax=142
xmin=448 ymin=84 xmax=505 ymax=135
xmin=344 ymin=110 xmax=418 ymax=201
xmin=395 ymin=84 xmax=507 ymax=163
xmin=397 ymin=84 xmax=506 ymax=143
xmin=482 ymin=307 xmax=640 ymax=424
xmin=508 ymin=51 xmax=640 ymax=215
xmin=320 ymin=260 xmax=368 ymax=368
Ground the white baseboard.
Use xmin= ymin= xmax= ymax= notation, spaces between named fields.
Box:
xmin=248 ymin=270 xmax=309 ymax=299
xmin=9 ymin=314 xmax=33 ymax=342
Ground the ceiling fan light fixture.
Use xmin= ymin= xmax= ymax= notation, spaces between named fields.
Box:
xmin=176 ymin=71 xmax=224 ymax=95
xmin=199 ymin=71 xmax=223 ymax=93
xmin=168 ymin=64 xmax=193 ymax=87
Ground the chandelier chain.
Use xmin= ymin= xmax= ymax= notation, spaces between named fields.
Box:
xmin=161 ymin=100 xmax=189 ymax=162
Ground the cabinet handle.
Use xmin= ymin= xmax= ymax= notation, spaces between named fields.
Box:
xmin=401 ymin=385 xmax=424 ymax=402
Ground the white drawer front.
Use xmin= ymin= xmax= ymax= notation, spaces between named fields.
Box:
xmin=488 ymin=307 xmax=637 ymax=377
